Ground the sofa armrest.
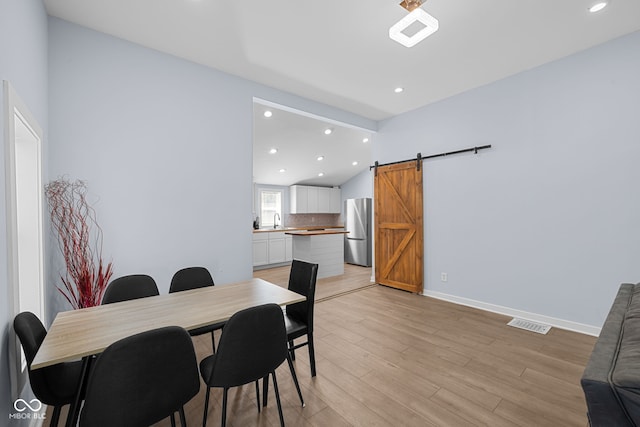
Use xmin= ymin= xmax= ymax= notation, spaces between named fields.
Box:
xmin=581 ymin=283 xmax=638 ymax=427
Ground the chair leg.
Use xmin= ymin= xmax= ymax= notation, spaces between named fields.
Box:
xmin=203 ymin=386 xmax=211 ymax=427
xmin=255 ymin=380 xmax=261 ymax=413
xmin=211 ymin=330 xmax=216 ymax=354
xmin=179 ymin=406 xmax=187 ymax=427
xmin=67 ymin=355 xmax=93 ymax=427
xmin=51 ymin=405 xmax=61 ymax=427
xmin=170 ymin=413 xmax=177 ymax=427
xmin=289 ymin=339 xmax=295 ymax=360
xmin=272 ymin=371 xmax=285 ymax=427
xmin=287 ymin=353 xmax=305 ymax=407
xmin=308 ymin=332 xmax=316 ymax=377
xmin=221 ymin=388 xmax=229 ymax=427
xmin=262 ymin=374 xmax=269 ymax=407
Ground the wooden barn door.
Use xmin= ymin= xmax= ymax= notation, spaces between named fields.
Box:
xmin=374 ymin=161 xmax=423 ymax=293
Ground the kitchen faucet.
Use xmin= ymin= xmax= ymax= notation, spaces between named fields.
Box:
xmin=273 ymin=213 xmax=280 ymax=229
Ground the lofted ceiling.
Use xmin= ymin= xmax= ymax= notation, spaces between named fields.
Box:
xmin=253 ymin=102 xmax=372 ymax=187
xmin=44 ymin=0 xmax=640 ymax=186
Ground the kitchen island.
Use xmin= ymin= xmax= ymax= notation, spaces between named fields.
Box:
xmin=285 ymin=229 xmax=349 ymax=279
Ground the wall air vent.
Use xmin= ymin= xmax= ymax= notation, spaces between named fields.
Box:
xmin=507 ymin=318 xmax=551 ymax=335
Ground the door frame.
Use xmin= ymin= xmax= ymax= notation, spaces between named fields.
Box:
xmin=4 ymin=80 xmax=46 ymax=399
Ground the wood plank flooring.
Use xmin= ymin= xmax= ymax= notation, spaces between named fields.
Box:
xmin=254 ymin=263 xmax=376 ymax=302
xmin=48 ymin=264 xmax=597 ymax=426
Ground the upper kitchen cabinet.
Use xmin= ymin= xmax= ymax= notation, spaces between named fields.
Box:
xmin=290 ymin=185 xmax=308 ymax=213
xmin=290 ymin=185 xmax=341 ymax=214
xmin=329 ymin=187 xmax=341 ymax=213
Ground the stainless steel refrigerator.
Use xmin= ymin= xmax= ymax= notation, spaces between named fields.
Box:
xmin=344 ymin=198 xmax=372 ymax=267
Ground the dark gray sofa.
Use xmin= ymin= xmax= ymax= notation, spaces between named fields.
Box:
xmin=582 ymin=283 xmax=640 ymax=426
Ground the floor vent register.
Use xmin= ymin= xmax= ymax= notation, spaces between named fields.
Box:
xmin=507 ymin=318 xmax=552 ymax=335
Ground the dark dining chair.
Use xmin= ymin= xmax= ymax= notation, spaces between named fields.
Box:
xmin=101 ymin=274 xmax=159 ymax=304
xmin=13 ymin=311 xmax=83 ymax=427
xmin=263 ymin=260 xmax=317 ymax=409
xmin=79 ymin=326 xmax=200 ymax=427
xmin=200 ymin=304 xmax=288 ymax=427
xmin=169 ymin=266 xmax=225 ymax=353
xmin=285 ymin=259 xmax=319 ymax=377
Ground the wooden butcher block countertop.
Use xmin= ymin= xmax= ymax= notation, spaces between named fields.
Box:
xmin=253 ymin=226 xmax=344 ymax=233
xmin=285 ymin=230 xmax=349 ymax=236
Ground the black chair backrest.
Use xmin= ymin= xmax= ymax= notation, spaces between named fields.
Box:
xmin=286 ymin=260 xmax=319 ymax=331
xmin=14 ymin=311 xmax=45 ymax=366
xmin=80 ymin=326 xmax=200 ymax=427
xmin=207 ymin=304 xmax=287 ymax=388
xmin=169 ymin=266 xmax=214 ymax=293
xmin=13 ymin=312 xmax=79 ymax=406
xmin=102 ymin=274 xmax=159 ymax=304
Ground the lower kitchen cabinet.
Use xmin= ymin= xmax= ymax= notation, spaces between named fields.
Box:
xmin=253 ymin=231 xmax=293 ymax=267
xmin=268 ymin=235 xmax=286 ymax=264
xmin=252 ymin=233 xmax=269 ymax=266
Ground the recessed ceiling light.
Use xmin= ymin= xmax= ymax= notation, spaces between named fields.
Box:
xmin=352 ymin=161 xmax=358 ymax=166
xmin=362 ymin=137 xmax=369 ymax=143
xmin=589 ymin=1 xmax=607 ymax=12
xmin=263 ymin=110 xmax=273 ymax=118
xmin=269 ymin=148 xmax=278 ymax=154
xmin=394 ymin=87 xmax=404 ymax=93
xmin=317 ymin=156 xmax=324 ymax=161
xmin=279 ymin=168 xmax=286 ymax=173
xmin=324 ymin=128 xmax=333 ymax=135
xmin=318 ymin=172 xmax=324 ymax=177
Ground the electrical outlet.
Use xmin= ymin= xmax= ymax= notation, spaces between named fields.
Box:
xmin=441 ymin=272 xmax=448 ymax=282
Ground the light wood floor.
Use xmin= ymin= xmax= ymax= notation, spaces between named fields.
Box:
xmin=51 ymin=265 xmax=597 ymax=426
xmin=254 ymin=263 xmax=376 ymax=302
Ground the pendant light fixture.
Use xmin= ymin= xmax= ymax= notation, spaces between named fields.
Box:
xmin=389 ymin=0 xmax=439 ymax=48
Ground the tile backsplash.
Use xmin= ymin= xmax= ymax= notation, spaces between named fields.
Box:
xmin=286 ymin=214 xmax=342 ymax=228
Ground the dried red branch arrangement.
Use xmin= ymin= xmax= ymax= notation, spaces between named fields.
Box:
xmin=45 ymin=178 xmax=113 ymax=309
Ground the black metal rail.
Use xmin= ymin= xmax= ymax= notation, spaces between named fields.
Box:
xmin=370 ymin=144 xmax=492 ymax=173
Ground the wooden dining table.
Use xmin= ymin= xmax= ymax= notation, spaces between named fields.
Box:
xmin=31 ymin=278 xmax=305 ymax=426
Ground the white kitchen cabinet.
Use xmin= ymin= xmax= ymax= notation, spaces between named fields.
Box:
xmin=329 ymin=188 xmax=341 ymax=213
xmin=290 ymin=185 xmax=341 ymax=214
xmin=317 ymin=187 xmax=331 ymax=212
xmin=290 ymin=185 xmax=308 ymax=213
xmin=307 ymin=186 xmax=318 ymax=212
xmin=254 ymin=231 xmax=292 ymax=266
xmin=268 ymin=231 xmax=286 ymax=264
xmin=252 ymin=233 xmax=269 ymax=266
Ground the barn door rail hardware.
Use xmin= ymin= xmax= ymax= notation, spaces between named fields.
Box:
xmin=371 ymin=144 xmax=492 ymax=173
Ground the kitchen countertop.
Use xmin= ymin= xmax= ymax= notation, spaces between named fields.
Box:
xmin=253 ymin=225 xmax=344 ymax=233
xmin=285 ymin=230 xmax=349 ymax=236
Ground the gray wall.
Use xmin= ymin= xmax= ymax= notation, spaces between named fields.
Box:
xmin=340 ymin=169 xmax=374 ymax=221
xmin=374 ymin=30 xmax=640 ymax=329
xmin=0 ymin=0 xmax=48 ymax=423
xmin=341 ymin=169 xmax=373 ymax=201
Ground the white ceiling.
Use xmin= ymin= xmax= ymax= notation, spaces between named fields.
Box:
xmin=253 ymin=102 xmax=372 ymax=187
xmin=44 ymin=0 xmax=640 ymax=186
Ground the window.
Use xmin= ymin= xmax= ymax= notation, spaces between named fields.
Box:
xmin=260 ymin=189 xmax=283 ymax=228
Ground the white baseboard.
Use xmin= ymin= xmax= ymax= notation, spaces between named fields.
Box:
xmin=422 ymin=290 xmax=601 ymax=337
